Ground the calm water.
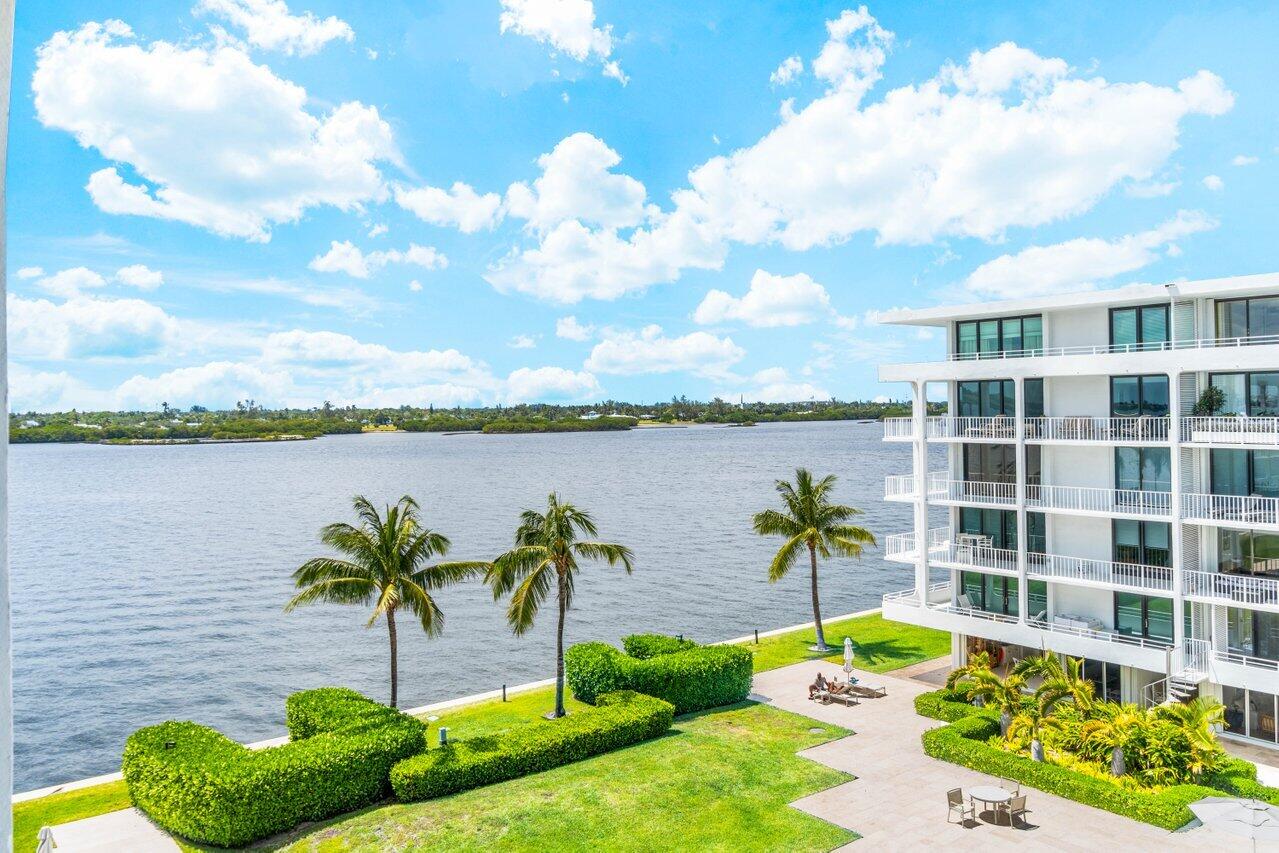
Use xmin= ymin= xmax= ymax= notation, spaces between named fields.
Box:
xmin=11 ymin=420 xmax=942 ymax=789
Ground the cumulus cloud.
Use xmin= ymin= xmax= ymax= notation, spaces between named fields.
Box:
xmin=508 ymin=334 xmax=537 ymax=349
xmin=555 ymin=315 xmax=595 ymax=341
xmin=585 ymin=325 xmax=744 ymax=377
xmin=499 ymin=0 xmax=625 ymax=84
xmin=505 ymin=133 xmax=651 ymax=235
xmin=34 ymin=21 xmax=399 ymax=241
xmin=33 ymin=267 xmax=107 ymax=298
xmin=394 ymin=182 xmax=504 ymax=233
xmin=811 ymin=6 xmax=893 ymax=99
xmin=114 ymin=264 xmax=163 ymax=289
xmin=1202 ymin=174 xmax=1224 ymax=191
xmin=721 ymin=367 xmax=831 ymax=404
xmin=770 ymin=55 xmax=803 ymax=86
xmin=693 ymin=269 xmax=839 ymax=328
xmin=308 ymin=240 xmax=447 ymax=278
xmin=1232 ymin=154 xmax=1259 ymax=166
xmin=8 ymin=293 xmax=181 ymax=359
xmin=194 ymin=0 xmax=354 ymax=56
xmin=503 ymin=366 xmax=600 ymax=402
xmin=963 ymin=210 xmax=1217 ymax=298
xmin=17 ymin=266 xmax=44 ymax=280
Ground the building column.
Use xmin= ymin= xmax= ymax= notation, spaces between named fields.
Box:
xmin=912 ymin=380 xmax=931 ymax=603
xmin=1169 ymin=371 xmax=1185 ymax=654
xmin=1014 ymin=377 xmax=1029 ymax=622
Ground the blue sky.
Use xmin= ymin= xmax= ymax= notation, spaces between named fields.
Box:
xmin=8 ymin=0 xmax=1278 ymax=411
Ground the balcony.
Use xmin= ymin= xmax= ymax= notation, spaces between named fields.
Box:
xmin=946 ymin=332 xmax=1279 ymax=363
xmin=881 ymin=417 xmax=916 ymax=441
xmin=1182 ymin=416 xmax=1279 ymax=448
xmin=1184 ymin=570 xmax=1279 ymax=610
xmin=884 ymin=473 xmax=919 ymax=501
xmin=925 ymin=416 xmax=1015 ymax=442
xmin=1027 ymin=484 xmax=1171 ymax=519
xmin=883 ymin=527 xmax=948 ymax=562
xmin=1028 ymin=553 xmax=1173 ymax=594
xmin=1182 ymin=493 xmax=1279 ymax=530
xmin=925 ymin=474 xmax=1017 ymax=508
xmin=1025 ymin=416 xmax=1168 ymax=444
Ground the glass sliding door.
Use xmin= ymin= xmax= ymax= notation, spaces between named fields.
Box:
xmin=1216 ymin=296 xmax=1279 ymax=341
xmin=1115 ymin=447 xmax=1171 ymax=492
xmin=1115 ymin=593 xmax=1174 ymax=643
xmin=1211 ymin=449 xmax=1279 ymax=497
xmin=1110 ymin=375 xmax=1168 ymax=418
xmin=1111 ymin=305 xmax=1169 ymax=351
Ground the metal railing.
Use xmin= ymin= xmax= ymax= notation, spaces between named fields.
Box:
xmin=1182 ymin=416 xmax=1279 ymax=446
xmin=1184 ymin=638 xmax=1211 ymax=675
xmin=945 ymin=332 xmax=1279 ymax=363
xmin=933 ymin=541 xmax=1019 ymax=572
xmin=1028 ymin=484 xmax=1172 ymax=517
xmin=1028 ymin=553 xmax=1173 ymax=592
xmin=926 ymin=473 xmax=1017 ymax=506
xmin=1182 ymin=492 xmax=1279 ymax=526
xmin=882 ymin=581 xmax=950 ymax=605
xmin=884 ymin=473 xmax=919 ymax=500
xmin=1184 ymin=570 xmax=1279 ymax=606
xmin=1214 ymin=649 xmax=1279 ymax=671
xmin=884 ymin=527 xmax=948 ymax=559
xmin=1026 ymin=617 xmax=1174 ymax=651
xmin=1025 ymin=416 xmax=1169 ymax=443
xmin=882 ymin=417 xmax=916 ymax=440
xmin=926 ymin=416 xmax=1016 ymax=440
xmin=934 ymin=603 xmax=1021 ymax=624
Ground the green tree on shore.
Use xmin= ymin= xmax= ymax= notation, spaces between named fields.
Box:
xmin=486 ymin=493 xmax=634 ymax=718
xmin=285 ymin=495 xmax=486 ymax=708
xmin=752 ymin=468 xmax=875 ymax=652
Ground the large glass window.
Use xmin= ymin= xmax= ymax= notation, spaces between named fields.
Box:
xmin=1110 ymin=375 xmax=1169 ymax=418
xmin=960 ymin=507 xmax=1016 ymax=550
xmin=1228 ymin=608 xmax=1279 ymax=662
xmin=1115 ymin=592 xmax=1173 ymax=643
xmin=1082 ymin=659 xmax=1122 ymax=702
xmin=1027 ymin=579 xmax=1047 ymax=620
xmin=1219 ymin=529 xmax=1279 ymax=577
xmin=1114 ymin=520 xmax=1171 ymax=567
xmin=964 ymin=444 xmax=1016 ymax=484
xmin=1217 ymin=296 xmax=1279 ymax=341
xmin=1024 ymin=379 xmax=1044 ymax=419
xmin=1027 ymin=512 xmax=1047 ymax=554
xmin=1211 ymin=449 xmax=1279 ymax=498
xmin=1115 ymin=447 xmax=1171 ymax=492
xmin=1111 ymin=305 xmax=1170 ymax=351
xmin=957 ymin=380 xmax=1014 ymax=417
xmin=957 ymin=322 xmax=978 ymax=358
xmin=955 ymin=315 xmax=1043 ymax=359
xmin=960 ymin=571 xmax=1018 ymax=615
xmin=1222 ymin=685 xmax=1279 ymax=744
xmin=1209 ymin=372 xmax=1279 ymax=417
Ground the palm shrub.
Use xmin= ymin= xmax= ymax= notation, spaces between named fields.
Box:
xmin=487 ymin=493 xmax=634 ymax=718
xmin=285 ymin=495 xmax=486 ymax=707
xmin=1153 ymin=697 xmax=1227 ymax=778
xmin=752 ymin=468 xmax=875 ymax=651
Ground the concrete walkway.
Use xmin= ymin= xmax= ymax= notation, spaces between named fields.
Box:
xmin=752 ymin=659 xmax=1240 ymax=851
xmin=48 ymin=808 xmax=178 ymax=852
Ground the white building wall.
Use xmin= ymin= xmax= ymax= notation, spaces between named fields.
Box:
xmin=1045 ymin=306 xmax=1108 ymax=350
xmin=1045 ymin=376 xmax=1109 ymax=418
xmin=1048 ymin=515 xmax=1112 ymax=562
xmin=1051 ymin=584 xmax=1113 ymax=627
xmin=1045 ymin=445 xmax=1112 ymax=491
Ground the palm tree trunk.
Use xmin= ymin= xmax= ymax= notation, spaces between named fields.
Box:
xmin=387 ymin=607 xmax=399 ymax=708
xmin=555 ymin=569 xmax=567 ymax=718
xmin=809 ymin=543 xmax=827 ymax=650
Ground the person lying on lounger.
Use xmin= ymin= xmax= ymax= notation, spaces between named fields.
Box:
xmin=808 ymin=673 xmax=830 ymax=698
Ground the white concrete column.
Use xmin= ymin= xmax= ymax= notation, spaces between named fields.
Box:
xmin=1014 ymin=377 xmax=1029 ymax=622
xmin=912 ymin=380 xmax=930 ymax=603
xmin=1 ymin=1 xmax=15 ymax=847
xmin=1169 ymin=371 xmax=1185 ymax=654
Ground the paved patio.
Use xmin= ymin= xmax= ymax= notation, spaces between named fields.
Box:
xmin=752 ymin=658 xmax=1240 ymax=850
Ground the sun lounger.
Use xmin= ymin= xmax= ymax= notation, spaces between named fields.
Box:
xmin=847 ymin=682 xmax=887 ymax=698
xmin=817 ymin=690 xmax=859 ymax=706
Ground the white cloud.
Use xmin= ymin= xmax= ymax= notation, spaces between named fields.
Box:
xmin=8 ymin=293 xmax=181 ymax=359
xmin=505 ymin=133 xmax=650 ymax=234
xmin=770 ymin=55 xmax=803 ymax=86
xmin=114 ymin=264 xmax=163 ymax=290
xmin=308 ymin=240 xmax=447 ymax=278
xmin=963 ymin=210 xmax=1217 ymax=298
xmin=508 ymin=334 xmax=537 ymax=349
xmin=1202 ymin=174 xmax=1224 ymax=191
xmin=367 ymin=223 xmax=388 ymax=237
xmin=17 ymin=266 xmax=44 ymax=280
xmin=811 ymin=6 xmax=893 ymax=100
xmin=113 ymin=360 xmax=294 ymax=410
xmin=394 ymin=182 xmax=504 ymax=233
xmin=194 ymin=0 xmax=354 ymax=56
xmin=555 ymin=315 xmax=594 ymax=341
xmin=585 ymin=325 xmax=744 ymax=377
xmin=33 ymin=267 xmax=108 ymax=298
xmin=408 ymin=279 xmax=423 ymax=292
xmin=9 ymin=364 xmax=103 ymax=412
xmin=693 ymin=269 xmax=835 ymax=328
xmin=503 ymin=366 xmax=600 ymax=402
xmin=34 ymin=21 xmax=398 ymax=241
xmin=1232 ymin=154 xmax=1259 ymax=166
xmin=722 ymin=367 xmax=830 ymax=404
xmin=1126 ymin=179 xmax=1180 ymax=198
xmin=499 ymin=0 xmax=624 ymax=84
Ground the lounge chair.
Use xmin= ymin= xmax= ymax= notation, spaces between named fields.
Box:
xmin=946 ymin=788 xmax=975 ymax=824
xmin=820 ymin=690 xmax=859 ymax=707
xmin=847 ymin=681 xmax=887 ymax=698
xmin=999 ymin=794 xmax=1030 ymax=826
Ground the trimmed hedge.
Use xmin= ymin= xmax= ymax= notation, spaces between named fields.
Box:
xmin=122 ymin=688 xmax=426 ymax=847
xmin=622 ymin=633 xmax=698 ymax=659
xmin=913 ymin=688 xmax=990 ymax=723
xmin=565 ymin=636 xmax=753 ymax=714
xmin=390 ymin=690 xmax=673 ymax=801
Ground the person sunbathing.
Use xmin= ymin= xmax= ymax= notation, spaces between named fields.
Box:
xmin=827 ymin=680 xmax=852 ymax=695
xmin=808 ymin=673 xmax=830 ymax=698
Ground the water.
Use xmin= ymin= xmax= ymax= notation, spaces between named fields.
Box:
xmin=10 ymin=420 xmax=941 ymax=790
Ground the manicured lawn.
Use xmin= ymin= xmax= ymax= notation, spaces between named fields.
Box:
xmin=280 ymin=702 xmax=854 ymax=852
xmin=415 ymin=684 xmax=590 ymax=740
xmin=748 ymin=611 xmax=951 ymax=674
xmin=12 ymin=780 xmax=131 ymax=853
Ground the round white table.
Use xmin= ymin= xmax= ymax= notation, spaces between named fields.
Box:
xmin=968 ymin=786 xmax=1013 ymax=824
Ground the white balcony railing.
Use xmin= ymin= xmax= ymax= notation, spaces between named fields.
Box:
xmin=1182 ymin=493 xmax=1279 ymax=526
xmin=934 ymin=603 xmax=1021 ymax=624
xmin=1025 ymin=416 xmax=1169 ymax=443
xmin=946 ymin=332 xmax=1279 ymax=363
xmin=1182 ymin=416 xmax=1279 ymax=446
xmin=1184 ymin=570 xmax=1279 ymax=607
xmin=884 ymin=473 xmax=919 ymax=500
xmin=883 ymin=581 xmax=951 ymax=605
xmin=1028 ymin=484 xmax=1172 ymax=517
xmin=927 ymin=474 xmax=1017 ymax=507
xmin=1026 ymin=617 xmax=1174 ymax=651
xmin=1214 ymin=649 xmax=1279 ymax=672
xmin=881 ymin=417 xmax=916 ymax=440
xmin=926 ymin=416 xmax=1015 ymax=441
xmin=1028 ymin=553 xmax=1173 ymax=593
xmin=884 ymin=527 xmax=948 ymax=560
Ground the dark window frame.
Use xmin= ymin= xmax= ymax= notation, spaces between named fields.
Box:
xmin=1113 ymin=591 xmax=1174 ymax=644
xmin=954 ymin=314 xmax=1043 ymax=359
xmin=1114 ymin=446 xmax=1172 ymax=493
xmin=1109 ymin=304 xmax=1170 ymax=352
xmin=1210 ymin=448 xmax=1279 ymax=498
xmin=959 ymin=570 xmax=1019 ymax=616
xmin=1209 ymin=371 xmax=1279 ymax=417
xmin=1109 ymin=374 xmax=1170 ymax=418
xmin=1215 ymin=296 xmax=1279 ymax=341
xmin=1112 ymin=519 xmax=1172 ymax=567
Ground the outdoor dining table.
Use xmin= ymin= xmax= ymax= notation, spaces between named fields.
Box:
xmin=968 ymin=786 xmax=1013 ymax=825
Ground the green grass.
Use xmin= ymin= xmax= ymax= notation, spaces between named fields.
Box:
xmin=415 ymin=685 xmax=591 ymax=741
xmin=279 ymin=702 xmax=854 ymax=852
xmin=747 ymin=611 xmax=951 ymax=674
xmin=12 ymin=780 xmax=131 ymax=853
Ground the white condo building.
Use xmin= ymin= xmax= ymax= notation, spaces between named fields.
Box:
xmin=879 ymin=271 xmax=1279 ymax=752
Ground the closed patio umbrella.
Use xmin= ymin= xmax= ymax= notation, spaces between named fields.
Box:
xmin=1190 ymin=797 xmax=1279 ymax=851
xmin=36 ymin=827 xmax=55 ymax=853
xmin=843 ymin=637 xmax=855 ymax=682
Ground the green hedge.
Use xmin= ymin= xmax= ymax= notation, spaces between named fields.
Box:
xmin=390 ymin=690 xmax=673 ymax=802
xmin=122 ymin=688 xmax=426 ymax=847
xmin=621 ymin=633 xmax=698 ymax=659
xmin=922 ymin=715 xmax=1221 ymax=830
xmin=913 ymin=688 xmax=991 ymax=723
xmin=565 ymin=636 xmax=753 ymax=714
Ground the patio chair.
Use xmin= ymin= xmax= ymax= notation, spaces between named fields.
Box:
xmin=999 ymin=794 xmax=1030 ymax=826
xmin=946 ymin=788 xmax=975 ymax=824
xmin=847 ymin=682 xmax=887 ymax=698
xmin=999 ymin=778 xmax=1020 ymax=795
xmin=819 ymin=687 xmax=859 ymax=707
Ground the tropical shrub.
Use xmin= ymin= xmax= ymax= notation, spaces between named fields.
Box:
xmin=565 ymin=636 xmax=753 ymax=714
xmin=390 ymin=690 xmax=673 ymax=801
xmin=122 ymin=688 xmax=426 ymax=848
xmin=913 ymin=688 xmax=993 ymax=723
xmin=622 ymin=633 xmax=698 ymax=659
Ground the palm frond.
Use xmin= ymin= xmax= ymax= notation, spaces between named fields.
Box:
xmin=767 ymin=533 xmax=808 ymax=582
xmin=752 ymin=508 xmax=804 ymax=538
xmin=507 ymin=561 xmax=555 ymax=635
xmin=572 ymin=541 xmax=635 ymax=572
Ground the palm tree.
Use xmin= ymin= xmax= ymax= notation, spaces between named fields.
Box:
xmin=487 ymin=493 xmax=634 ymax=719
xmin=944 ymin=650 xmax=993 ymax=694
xmin=752 ymin=469 xmax=876 ymax=651
xmin=1009 ymin=653 xmax=1094 ymax=760
xmin=285 ymin=495 xmax=486 ymax=708
xmin=1153 ymin=696 xmax=1226 ymax=777
xmin=963 ymin=669 xmax=1027 ymax=737
xmin=1082 ymin=702 xmax=1148 ymax=776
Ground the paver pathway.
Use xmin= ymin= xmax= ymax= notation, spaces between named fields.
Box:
xmin=752 ymin=659 xmax=1241 ymax=851
xmin=48 ymin=807 xmax=179 ymax=852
